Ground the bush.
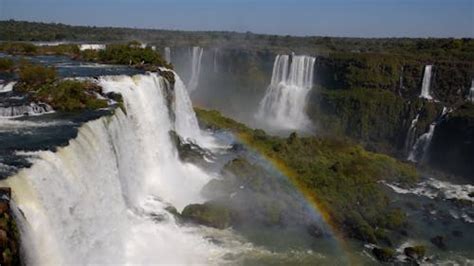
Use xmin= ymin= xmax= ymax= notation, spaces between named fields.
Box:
xmin=36 ymin=80 xmax=108 ymax=111
xmin=0 ymin=58 xmax=14 ymax=71
xmin=18 ymin=62 xmax=57 ymax=86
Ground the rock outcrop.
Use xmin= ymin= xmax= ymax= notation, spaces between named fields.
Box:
xmin=0 ymin=188 xmax=20 ymax=266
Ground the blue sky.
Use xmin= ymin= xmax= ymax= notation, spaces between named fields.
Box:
xmin=0 ymin=0 xmax=473 ymax=37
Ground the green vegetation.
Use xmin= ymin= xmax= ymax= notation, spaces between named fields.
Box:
xmin=195 ymin=108 xmax=418 ymax=243
xmin=1 ymin=20 xmax=473 ymax=62
xmin=0 ymin=58 xmax=14 ymax=72
xmin=15 ymin=61 xmax=108 ymax=111
xmin=310 ymin=87 xmax=446 ymax=154
xmin=81 ymin=42 xmax=171 ymax=69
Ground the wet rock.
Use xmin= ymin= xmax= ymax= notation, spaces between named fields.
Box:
xmin=306 ymin=223 xmax=323 ymax=238
xmin=451 ymin=230 xmax=463 ymax=238
xmin=430 ymin=235 xmax=447 ymax=250
xmin=404 ymin=245 xmax=426 ymax=261
xmin=181 ymin=202 xmax=232 ymax=229
xmin=372 ymin=247 xmax=395 ymax=262
xmin=0 ymin=187 xmax=20 ymax=266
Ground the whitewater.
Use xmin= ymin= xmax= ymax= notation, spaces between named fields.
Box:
xmin=2 ymin=72 xmax=233 ymax=265
xmin=256 ymin=54 xmax=315 ymax=131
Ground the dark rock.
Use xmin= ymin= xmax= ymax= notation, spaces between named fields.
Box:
xmin=230 ymin=143 xmax=244 ymax=152
xmin=0 ymin=187 xmax=20 ymax=266
xmin=429 ymin=103 xmax=474 ymax=180
xmin=451 ymin=230 xmax=463 ymax=238
xmin=372 ymin=247 xmax=395 ymax=262
xmin=181 ymin=202 xmax=232 ymax=229
xmin=404 ymin=246 xmax=426 ymax=261
xmin=306 ymin=223 xmax=323 ymax=238
xmin=329 ymin=162 xmax=342 ymax=173
xmin=430 ymin=235 xmax=447 ymax=250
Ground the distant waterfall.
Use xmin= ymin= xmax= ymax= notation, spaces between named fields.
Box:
xmin=419 ymin=65 xmax=433 ymax=100
xmin=256 ymin=54 xmax=316 ymax=131
xmin=187 ymin=46 xmax=203 ymax=92
xmin=213 ymin=48 xmax=219 ymax=73
xmin=468 ymin=80 xmax=474 ymax=102
xmin=164 ymin=47 xmax=171 ymax=63
xmin=4 ymin=73 xmax=228 ymax=265
xmin=408 ymin=107 xmax=447 ymax=162
xmin=404 ymin=113 xmax=420 ymax=155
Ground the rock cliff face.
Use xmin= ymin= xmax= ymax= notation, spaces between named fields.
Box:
xmin=429 ymin=104 xmax=474 ymax=179
xmin=310 ymin=53 xmax=473 ymax=178
xmin=195 ymin=48 xmax=473 ymax=178
xmin=0 ymin=188 xmax=20 ymax=266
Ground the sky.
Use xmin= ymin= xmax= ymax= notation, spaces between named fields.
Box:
xmin=0 ymin=0 xmax=473 ymax=38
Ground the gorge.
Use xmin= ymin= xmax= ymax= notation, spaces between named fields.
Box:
xmin=0 ymin=20 xmax=472 ymax=265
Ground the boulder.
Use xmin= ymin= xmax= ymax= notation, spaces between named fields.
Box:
xmin=181 ymin=202 xmax=232 ymax=229
xmin=430 ymin=235 xmax=447 ymax=250
xmin=372 ymin=247 xmax=395 ymax=262
xmin=404 ymin=245 xmax=426 ymax=260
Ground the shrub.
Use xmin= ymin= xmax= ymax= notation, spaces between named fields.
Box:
xmin=0 ymin=58 xmax=14 ymax=72
xmin=18 ymin=62 xmax=57 ymax=87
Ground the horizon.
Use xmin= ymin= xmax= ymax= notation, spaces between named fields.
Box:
xmin=0 ymin=0 xmax=473 ymax=38
xmin=2 ymin=19 xmax=473 ymax=40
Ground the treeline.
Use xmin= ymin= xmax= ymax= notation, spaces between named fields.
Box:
xmin=1 ymin=20 xmax=473 ymax=61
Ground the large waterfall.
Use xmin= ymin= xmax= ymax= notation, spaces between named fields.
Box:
xmin=187 ymin=46 xmax=203 ymax=92
xmin=4 ymin=73 xmax=230 ymax=265
xmin=419 ymin=65 xmax=433 ymax=100
xmin=256 ymin=54 xmax=315 ymax=131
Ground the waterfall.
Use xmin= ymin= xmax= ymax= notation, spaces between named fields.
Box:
xmin=256 ymin=54 xmax=315 ymax=131
xmin=173 ymin=72 xmax=203 ymax=142
xmin=419 ymin=65 xmax=433 ymax=100
xmin=164 ymin=47 xmax=171 ymax=63
xmin=0 ymin=82 xmax=16 ymax=93
xmin=187 ymin=46 xmax=203 ymax=92
xmin=4 ymin=73 xmax=228 ymax=265
xmin=79 ymin=44 xmax=106 ymax=51
xmin=408 ymin=107 xmax=447 ymax=163
xmin=407 ymin=123 xmax=435 ymax=162
xmin=213 ymin=48 xmax=219 ymax=73
xmin=404 ymin=113 xmax=420 ymax=155
xmin=468 ymin=79 xmax=474 ymax=103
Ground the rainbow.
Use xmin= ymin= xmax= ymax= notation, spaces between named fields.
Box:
xmin=235 ymin=131 xmax=360 ymax=265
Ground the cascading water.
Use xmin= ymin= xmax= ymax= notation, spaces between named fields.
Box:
xmin=0 ymin=102 xmax=53 ymax=118
xmin=404 ymin=113 xmax=420 ymax=156
xmin=468 ymin=79 xmax=474 ymax=102
xmin=256 ymin=54 xmax=315 ymax=131
xmin=164 ymin=47 xmax=171 ymax=63
xmin=187 ymin=46 xmax=203 ymax=92
xmin=0 ymin=82 xmax=16 ymax=93
xmin=4 ymin=73 xmax=231 ymax=265
xmin=213 ymin=48 xmax=219 ymax=73
xmin=419 ymin=65 xmax=433 ymax=100
xmin=408 ymin=107 xmax=447 ymax=162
